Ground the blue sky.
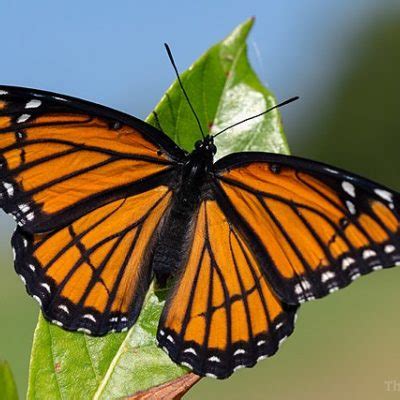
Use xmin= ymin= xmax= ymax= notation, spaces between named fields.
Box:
xmin=1 ymin=1 xmax=398 ymax=124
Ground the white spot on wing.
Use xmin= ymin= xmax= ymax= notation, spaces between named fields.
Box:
xmin=33 ymin=295 xmax=42 ymax=306
xmin=3 ymin=182 xmax=14 ymax=196
xmin=350 ymin=272 xmax=361 ymax=281
xmin=363 ymin=249 xmax=376 ymax=259
xmin=374 ymin=189 xmax=393 ymax=202
xmin=25 ymin=99 xmax=42 ymax=109
xmin=19 ymin=274 xmax=26 ymax=284
xmin=342 ymin=257 xmax=355 ymax=270
xmin=181 ymin=361 xmax=193 ymax=370
xmin=324 ymin=167 xmax=339 ymax=175
xmin=166 ymin=335 xmax=175 ymax=344
xmin=18 ymin=203 xmax=30 ymax=213
xmin=53 ymin=96 xmax=68 ymax=102
xmin=52 ymin=320 xmax=63 ymax=327
xmin=17 ymin=114 xmax=30 ymax=123
xmin=346 ymin=200 xmax=356 ymax=215
xmin=183 ymin=347 xmax=197 ymax=355
xmin=208 ymin=356 xmax=221 ymax=362
xmin=303 ymin=280 xmax=311 ymax=290
xmin=40 ymin=283 xmax=51 ymax=293
xmin=26 ymin=212 xmax=35 ymax=221
xmin=385 ymin=244 xmax=395 ymax=254
xmin=234 ymin=349 xmax=245 ymax=356
xmin=294 ymin=284 xmax=303 ymax=294
xmin=321 ymin=271 xmax=335 ymax=282
xmin=58 ymin=304 xmax=69 ymax=314
xmin=83 ymin=314 xmax=96 ymax=323
xmin=206 ymin=373 xmax=218 ymax=378
xmin=342 ymin=181 xmax=355 ymax=197
xmin=0 ymin=90 xmax=8 ymax=95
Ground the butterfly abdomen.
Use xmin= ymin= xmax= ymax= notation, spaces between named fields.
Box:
xmin=152 ymin=153 xmax=213 ymax=286
xmin=152 ymin=198 xmax=198 ymax=286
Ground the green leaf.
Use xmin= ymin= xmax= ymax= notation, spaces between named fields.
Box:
xmin=0 ymin=360 xmax=18 ymax=400
xmin=27 ymin=18 xmax=289 ymax=399
xmin=147 ymin=17 xmax=289 ymax=158
xmin=27 ymin=290 xmax=184 ymax=400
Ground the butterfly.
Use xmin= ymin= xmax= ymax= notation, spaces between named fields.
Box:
xmin=0 ymin=74 xmax=400 ymax=380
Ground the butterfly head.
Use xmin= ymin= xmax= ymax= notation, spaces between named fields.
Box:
xmin=194 ymin=135 xmax=217 ymax=159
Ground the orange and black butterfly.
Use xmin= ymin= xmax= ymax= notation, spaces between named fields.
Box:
xmin=1 ymin=72 xmax=400 ymax=379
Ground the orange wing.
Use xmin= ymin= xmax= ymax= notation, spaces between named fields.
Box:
xmin=0 ymin=86 xmax=184 ymax=232
xmin=157 ymin=199 xmax=298 ymax=379
xmin=213 ymin=152 xmax=400 ymax=304
xmin=14 ymin=185 xmax=172 ymax=335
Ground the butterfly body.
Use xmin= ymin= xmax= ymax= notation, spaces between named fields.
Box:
xmin=153 ymin=137 xmax=216 ymax=285
xmin=1 ymin=85 xmax=400 ymax=379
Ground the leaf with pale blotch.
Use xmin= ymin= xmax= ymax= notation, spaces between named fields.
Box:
xmin=27 ymin=18 xmax=288 ymax=399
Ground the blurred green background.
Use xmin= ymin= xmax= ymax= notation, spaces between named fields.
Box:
xmin=1 ymin=1 xmax=400 ymax=399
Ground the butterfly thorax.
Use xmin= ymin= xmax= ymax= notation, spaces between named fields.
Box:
xmin=175 ymin=136 xmax=216 ymax=201
xmin=185 ymin=136 xmax=216 ymax=176
xmin=152 ymin=136 xmax=216 ymax=286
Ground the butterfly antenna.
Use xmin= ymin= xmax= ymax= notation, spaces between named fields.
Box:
xmin=164 ymin=43 xmax=205 ymax=139
xmin=213 ymin=96 xmax=299 ymax=138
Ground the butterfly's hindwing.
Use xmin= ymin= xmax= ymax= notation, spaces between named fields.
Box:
xmin=13 ymin=186 xmax=173 ymax=335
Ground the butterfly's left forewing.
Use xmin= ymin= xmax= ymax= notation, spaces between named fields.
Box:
xmin=157 ymin=199 xmax=298 ymax=379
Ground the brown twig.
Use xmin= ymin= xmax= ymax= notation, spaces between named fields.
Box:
xmin=126 ymin=373 xmax=202 ymax=400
